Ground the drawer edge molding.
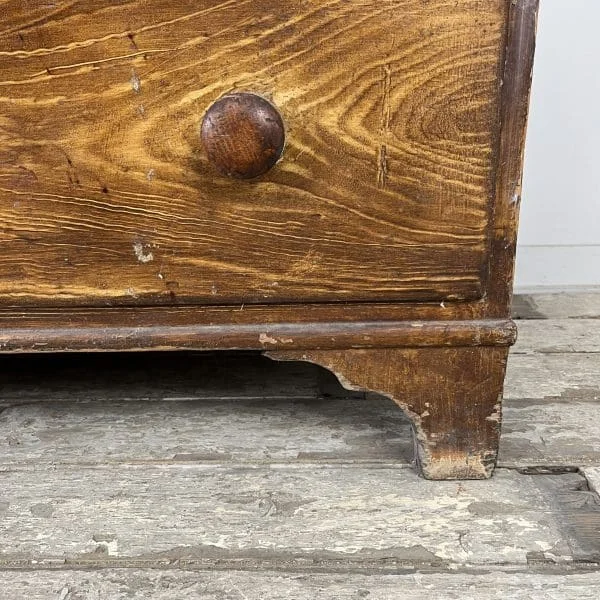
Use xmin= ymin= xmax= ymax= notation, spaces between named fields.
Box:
xmin=485 ymin=0 xmax=540 ymax=316
xmin=0 ymin=319 xmax=516 ymax=353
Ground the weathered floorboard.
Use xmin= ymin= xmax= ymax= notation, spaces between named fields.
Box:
xmin=500 ymin=393 xmax=600 ymax=467
xmin=512 ymin=293 xmax=600 ymax=320
xmin=0 ymin=467 xmax=593 ymax=567
xmin=513 ymin=319 xmax=600 ymax=354
xmin=0 ymin=396 xmax=411 ymax=467
xmin=504 ymin=354 xmax=600 ymax=401
xmin=1 ymin=381 xmax=598 ymax=470
xmin=2 ymin=571 xmax=600 ymax=600
xmin=500 ymin=315 xmax=600 ymax=468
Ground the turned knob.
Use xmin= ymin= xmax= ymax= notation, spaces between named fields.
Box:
xmin=201 ymin=92 xmax=285 ymax=179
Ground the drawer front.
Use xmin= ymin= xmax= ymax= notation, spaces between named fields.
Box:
xmin=0 ymin=1 xmax=507 ymax=307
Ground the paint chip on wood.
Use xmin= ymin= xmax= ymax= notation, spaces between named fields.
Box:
xmin=133 ymin=241 xmax=154 ymax=264
xmin=130 ymin=69 xmax=141 ymax=94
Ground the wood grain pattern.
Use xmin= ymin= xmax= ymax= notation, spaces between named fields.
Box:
xmin=0 ymin=0 xmax=509 ymax=307
xmin=0 ymin=299 xmax=491 ymax=330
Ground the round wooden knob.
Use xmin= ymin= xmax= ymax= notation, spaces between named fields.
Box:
xmin=201 ymin=93 xmax=285 ymax=179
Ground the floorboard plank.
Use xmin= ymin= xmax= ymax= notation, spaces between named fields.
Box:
xmin=504 ymin=354 xmax=600 ymax=401
xmin=2 ymin=570 xmax=600 ymax=600
xmin=500 ymin=398 xmax=600 ymax=467
xmin=0 ymin=396 xmax=413 ymax=466
xmin=0 ymin=467 xmax=596 ymax=568
xmin=514 ymin=320 xmax=600 ymax=354
xmin=512 ymin=293 xmax=600 ymax=320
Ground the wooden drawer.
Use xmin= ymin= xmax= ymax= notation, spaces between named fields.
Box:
xmin=0 ymin=0 xmax=508 ymax=307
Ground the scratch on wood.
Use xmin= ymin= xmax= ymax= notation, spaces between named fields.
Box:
xmin=0 ymin=1 xmax=239 ymax=59
xmin=259 ymin=333 xmax=278 ymax=345
xmin=290 ymin=248 xmax=321 ymax=276
xmin=486 ymin=401 xmax=502 ymax=423
xmin=381 ymin=63 xmax=392 ymax=133
xmin=377 ymin=64 xmax=392 ymax=188
xmin=377 ymin=145 xmax=388 ymax=189
xmin=18 ymin=51 xmax=172 ymax=83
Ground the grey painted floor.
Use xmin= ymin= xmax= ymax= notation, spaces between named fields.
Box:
xmin=1 ymin=293 xmax=599 ymax=598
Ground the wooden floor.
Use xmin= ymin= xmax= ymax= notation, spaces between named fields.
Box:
xmin=1 ymin=294 xmax=599 ymax=598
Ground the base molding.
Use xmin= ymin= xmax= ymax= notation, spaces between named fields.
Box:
xmin=0 ymin=319 xmax=516 ymax=353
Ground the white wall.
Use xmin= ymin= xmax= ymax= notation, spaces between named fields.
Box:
xmin=515 ymin=0 xmax=600 ymax=291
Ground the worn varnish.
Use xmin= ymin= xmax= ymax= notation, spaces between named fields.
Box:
xmin=0 ymin=0 xmax=539 ymax=480
xmin=0 ymin=0 xmax=508 ymax=306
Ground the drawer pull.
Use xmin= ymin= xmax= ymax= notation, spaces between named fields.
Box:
xmin=201 ymin=92 xmax=285 ymax=179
